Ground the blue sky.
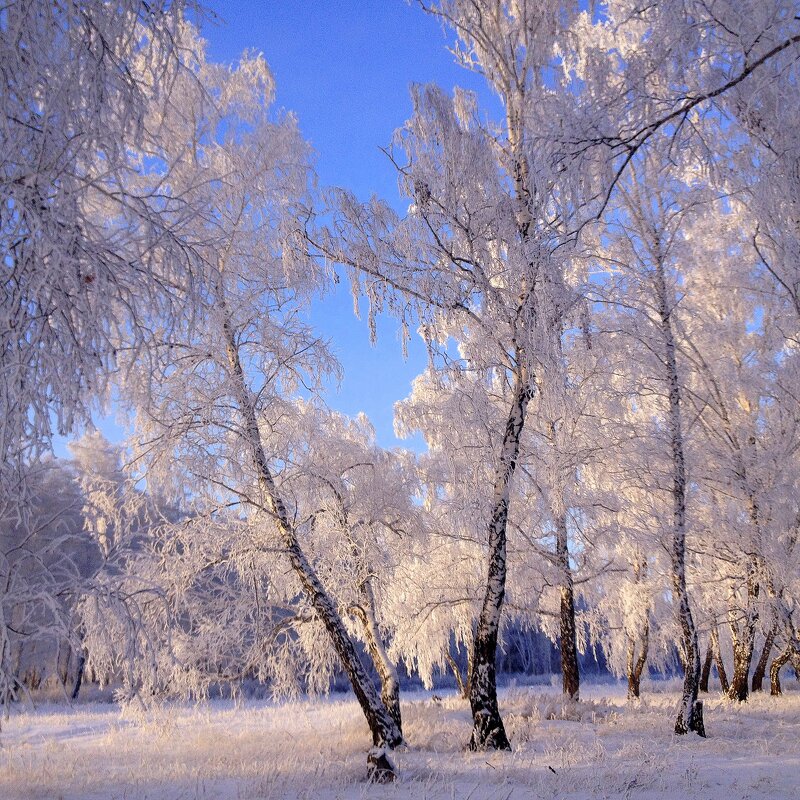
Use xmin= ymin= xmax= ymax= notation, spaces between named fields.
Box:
xmin=57 ymin=1 xmax=502 ymax=457
xmin=201 ymin=1 xmax=500 ymax=451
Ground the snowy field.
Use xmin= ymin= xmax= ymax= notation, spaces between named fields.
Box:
xmin=2 ymin=681 xmax=799 ymax=800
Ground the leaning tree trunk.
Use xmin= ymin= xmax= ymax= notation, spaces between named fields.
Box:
xmin=222 ymin=316 xmax=402 ymax=772
xmin=446 ymin=651 xmax=470 ymax=699
xmin=752 ymin=622 xmax=776 ymax=693
xmin=769 ymin=598 xmax=800 ymax=696
xmin=556 ymin=512 xmax=580 ymax=699
xmin=770 ymin=646 xmax=795 ymax=696
xmin=353 ymin=578 xmax=402 ymax=734
xmin=655 ymin=262 xmax=704 ymax=737
xmin=468 ymin=371 xmax=532 ymax=751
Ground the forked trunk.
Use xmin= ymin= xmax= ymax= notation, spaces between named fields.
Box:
xmin=727 ymin=551 xmax=760 ymax=702
xmin=468 ymin=372 xmax=531 ymax=751
xmin=556 ymin=513 xmax=580 ymax=699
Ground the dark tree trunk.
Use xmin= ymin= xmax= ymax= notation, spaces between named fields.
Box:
xmin=71 ymin=655 xmax=86 ymax=701
xmin=710 ymin=624 xmax=730 ymax=694
xmin=752 ymin=624 xmax=776 ymax=692
xmin=700 ymin=643 xmax=713 ymax=693
xmin=56 ymin=641 xmax=71 ymax=689
xmin=727 ymin=648 xmax=751 ymax=701
xmin=468 ymin=372 xmax=531 ymax=751
xmin=727 ymin=553 xmax=760 ymax=702
xmin=556 ymin=513 xmax=580 ymax=699
xmin=367 ymin=747 xmax=395 ymax=783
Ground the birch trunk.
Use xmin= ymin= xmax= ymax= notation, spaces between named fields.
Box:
xmin=710 ymin=624 xmax=730 ymax=694
xmin=221 ymin=316 xmax=402 ymax=755
xmin=71 ymin=654 xmax=86 ymax=701
xmin=626 ymin=618 xmax=650 ymax=699
xmin=336 ymin=495 xmax=403 ymax=735
xmin=727 ymin=493 xmax=762 ymax=702
xmin=352 ymin=578 xmax=402 ymax=733
xmin=446 ymin=651 xmax=469 ymax=699
xmin=556 ymin=512 xmax=580 ymax=699
xmin=700 ymin=643 xmax=713 ymax=693
xmin=752 ymin=623 xmax=776 ymax=692
xmin=727 ymin=581 xmax=759 ymax=702
xmin=468 ymin=371 xmax=532 ymax=751
xmin=654 ymin=262 xmax=704 ymax=736
xmin=770 ymin=595 xmax=800 ymax=695
xmin=770 ymin=646 xmax=795 ymax=695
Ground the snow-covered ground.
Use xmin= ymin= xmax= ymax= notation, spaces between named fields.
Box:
xmin=2 ymin=681 xmax=799 ymax=799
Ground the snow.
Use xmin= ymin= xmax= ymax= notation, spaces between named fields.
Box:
xmin=2 ymin=682 xmax=799 ymax=799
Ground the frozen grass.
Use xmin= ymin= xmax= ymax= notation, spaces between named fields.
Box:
xmin=1 ymin=682 xmax=799 ymax=799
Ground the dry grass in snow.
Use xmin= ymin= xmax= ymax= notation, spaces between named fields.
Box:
xmin=1 ymin=682 xmax=799 ymax=799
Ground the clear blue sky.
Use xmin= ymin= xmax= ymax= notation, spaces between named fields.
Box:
xmin=58 ymin=1 xmax=502 ymax=457
xmin=201 ymin=1 xmax=500 ymax=451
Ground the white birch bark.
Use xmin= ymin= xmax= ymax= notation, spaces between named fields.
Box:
xmin=653 ymin=260 xmax=704 ymax=735
xmin=221 ymin=314 xmax=402 ymax=751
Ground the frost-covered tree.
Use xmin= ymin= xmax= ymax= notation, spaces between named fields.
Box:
xmin=0 ymin=457 xmax=95 ymax=720
xmin=593 ymin=150 xmax=718 ymax=733
xmin=683 ymin=246 xmax=800 ymax=702
xmin=312 ymin=0 xmax=800 ymax=746
xmin=76 ymin=30 xmax=405 ymax=776
xmin=562 ymin=1 xmax=800 ymax=214
xmin=277 ymin=403 xmax=420 ymax=734
xmin=0 ymin=1 xmax=197 ymax=507
xmin=315 ymin=0 xmax=594 ymax=750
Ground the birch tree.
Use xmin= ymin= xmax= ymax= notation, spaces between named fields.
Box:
xmin=314 ymin=0 xmax=592 ymax=749
xmin=102 ymin=34 xmax=404 ymax=776
xmin=0 ymin=0 xmax=196 ymax=509
xmin=0 ymin=458 xmax=93 ymax=719
xmin=597 ymin=152 xmax=714 ymax=733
